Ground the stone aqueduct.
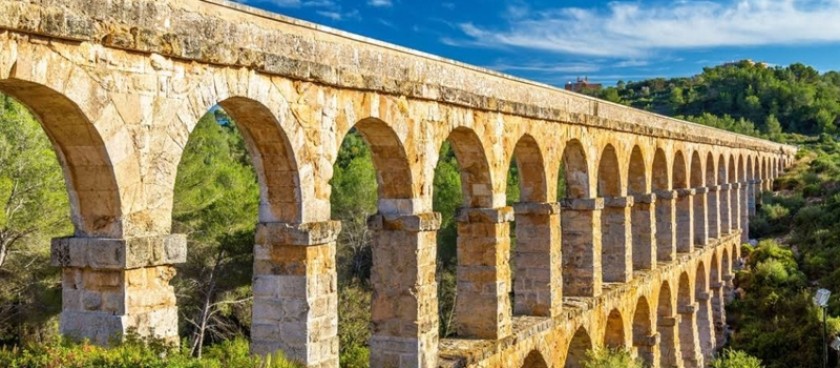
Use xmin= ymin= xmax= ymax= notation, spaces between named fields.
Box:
xmin=0 ymin=1 xmax=796 ymax=367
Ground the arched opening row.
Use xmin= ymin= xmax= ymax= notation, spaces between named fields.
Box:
xmin=1 ymin=77 xmax=790 ymax=368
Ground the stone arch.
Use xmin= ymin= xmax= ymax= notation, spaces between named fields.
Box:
xmin=212 ymin=97 xmax=302 ymax=223
xmin=510 ymin=133 xmax=555 ymax=317
xmin=678 ymin=272 xmax=700 ymax=366
xmin=632 ymin=296 xmax=656 ymax=366
xmin=705 ymin=152 xmax=720 ymax=238
xmin=565 ymin=326 xmax=593 ymax=368
xmin=0 ymin=79 xmax=122 ymax=237
xmin=561 ymin=139 xmax=599 ymax=296
xmin=512 ymin=134 xmax=548 ymax=203
xmin=629 ymin=146 xmax=654 ymax=271
xmin=522 ymin=350 xmax=549 ymax=368
xmin=673 ymin=150 xmax=692 ymax=252
xmin=598 ymin=144 xmax=630 ymax=283
xmin=718 ymin=154 xmax=731 ymax=232
xmin=597 ymin=144 xmax=622 ymax=197
xmin=562 ymin=139 xmax=591 ymax=199
xmin=672 ymin=151 xmax=688 ymax=189
xmin=446 ymin=127 xmax=494 ymax=208
xmin=349 ymin=118 xmax=415 ymax=214
xmin=709 ymin=252 xmax=724 ymax=337
xmin=653 ymin=148 xmax=674 ymax=263
xmin=628 ymin=146 xmax=647 ymax=195
xmin=445 ymin=126 xmax=508 ymax=339
xmin=695 ymin=261 xmax=715 ymax=358
xmin=652 ymin=148 xmax=669 ymax=191
xmin=657 ymin=281 xmax=680 ymax=367
xmin=691 ymin=151 xmax=706 ymax=245
xmin=605 ymin=308 xmax=626 ymax=348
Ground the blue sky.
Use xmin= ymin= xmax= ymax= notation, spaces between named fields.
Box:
xmin=237 ymin=0 xmax=840 ymax=87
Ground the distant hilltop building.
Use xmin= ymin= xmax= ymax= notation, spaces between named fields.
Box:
xmin=565 ymin=77 xmax=602 ymax=93
xmin=722 ymin=59 xmax=769 ymax=68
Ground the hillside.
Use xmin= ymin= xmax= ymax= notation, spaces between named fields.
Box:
xmin=588 ymin=60 xmax=840 ymax=139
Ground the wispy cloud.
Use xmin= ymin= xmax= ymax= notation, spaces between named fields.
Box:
xmin=453 ymin=0 xmax=840 ymax=57
xmin=488 ymin=61 xmax=601 ymax=74
xmin=317 ymin=9 xmax=360 ymax=21
xmin=367 ymin=0 xmax=392 ymax=7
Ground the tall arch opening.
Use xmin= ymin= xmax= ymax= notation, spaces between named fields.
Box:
xmin=657 ymin=281 xmax=681 ymax=367
xmin=729 ymin=155 xmax=739 ymax=231
xmin=690 ymin=151 xmax=707 ymax=245
xmin=565 ymin=327 xmax=593 ymax=368
xmin=677 ymin=272 xmax=699 ymax=366
xmin=560 ymin=140 xmax=600 ymax=297
xmin=598 ymin=144 xmax=631 ymax=283
xmin=653 ymin=148 xmax=674 ymax=263
xmin=0 ymin=89 xmax=74 ymax=345
xmin=632 ymin=297 xmax=655 ymax=366
xmin=522 ymin=350 xmax=549 ymax=368
xmin=709 ymin=253 xmax=724 ymax=342
xmin=434 ymin=127 xmax=509 ymax=339
xmin=673 ymin=151 xmax=693 ymax=253
xmin=628 ymin=146 xmax=654 ymax=271
xmin=509 ymin=134 xmax=557 ymax=317
xmin=718 ymin=154 xmax=731 ymax=233
xmin=605 ymin=309 xmax=625 ymax=348
xmin=706 ymin=153 xmax=720 ymax=239
xmin=695 ymin=261 xmax=715 ymax=357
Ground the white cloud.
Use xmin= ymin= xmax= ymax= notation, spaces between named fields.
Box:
xmin=317 ymin=9 xmax=360 ymax=21
xmin=488 ymin=61 xmax=601 ymax=74
xmin=367 ymin=0 xmax=392 ymax=7
xmin=454 ymin=0 xmax=840 ymax=57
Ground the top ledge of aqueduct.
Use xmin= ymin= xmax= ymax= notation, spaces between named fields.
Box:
xmin=0 ymin=0 xmax=796 ymax=154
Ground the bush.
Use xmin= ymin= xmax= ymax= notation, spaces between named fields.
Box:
xmin=581 ymin=347 xmax=643 ymax=368
xmin=710 ymin=349 xmax=764 ymax=368
xmin=0 ymin=337 xmax=300 ymax=368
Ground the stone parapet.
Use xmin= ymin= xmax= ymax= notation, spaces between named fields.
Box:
xmin=51 ymin=235 xmax=186 ymax=270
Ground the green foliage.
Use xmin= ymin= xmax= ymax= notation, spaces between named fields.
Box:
xmin=581 ymin=347 xmax=643 ymax=368
xmin=0 ymin=337 xmax=300 ymax=368
xmin=172 ymin=109 xmax=259 ymax=353
xmin=0 ymin=93 xmax=72 ymax=344
xmin=592 ymin=61 xmax=840 ymax=138
xmin=710 ymin=349 xmax=764 ymax=368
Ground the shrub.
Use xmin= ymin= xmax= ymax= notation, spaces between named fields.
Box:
xmin=0 ymin=337 xmax=301 ymax=368
xmin=581 ymin=347 xmax=643 ymax=368
xmin=710 ymin=349 xmax=764 ymax=368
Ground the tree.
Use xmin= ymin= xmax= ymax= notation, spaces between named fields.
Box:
xmin=172 ymin=108 xmax=259 ymax=356
xmin=0 ymin=93 xmax=71 ymax=344
xmin=764 ymin=114 xmax=783 ymax=141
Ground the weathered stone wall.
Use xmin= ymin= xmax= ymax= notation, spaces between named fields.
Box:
xmin=0 ymin=0 xmax=796 ymax=367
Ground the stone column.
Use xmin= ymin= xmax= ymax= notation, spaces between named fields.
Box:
xmin=706 ymin=186 xmax=721 ymax=239
xmin=747 ymin=180 xmax=757 ymax=216
xmin=709 ymin=283 xmax=726 ymax=347
xmin=251 ymin=221 xmax=340 ymax=366
xmin=693 ymin=187 xmax=708 ymax=246
xmin=658 ymin=314 xmax=684 ymax=368
xmin=561 ymin=198 xmax=604 ymax=297
xmin=602 ymin=196 xmax=634 ymax=283
xmin=654 ymin=190 xmax=677 ymax=263
xmin=634 ymin=332 xmax=661 ymax=368
xmin=678 ymin=303 xmax=703 ymax=368
xmin=51 ymin=235 xmax=186 ymax=345
xmin=675 ymin=189 xmax=695 ymax=254
xmin=454 ymin=207 xmax=513 ymax=339
xmin=368 ymin=213 xmax=441 ymax=368
xmin=631 ymin=194 xmax=657 ymax=271
xmin=695 ymin=291 xmax=717 ymax=360
xmin=512 ymin=202 xmax=562 ymax=317
xmin=719 ymin=184 xmax=732 ymax=234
